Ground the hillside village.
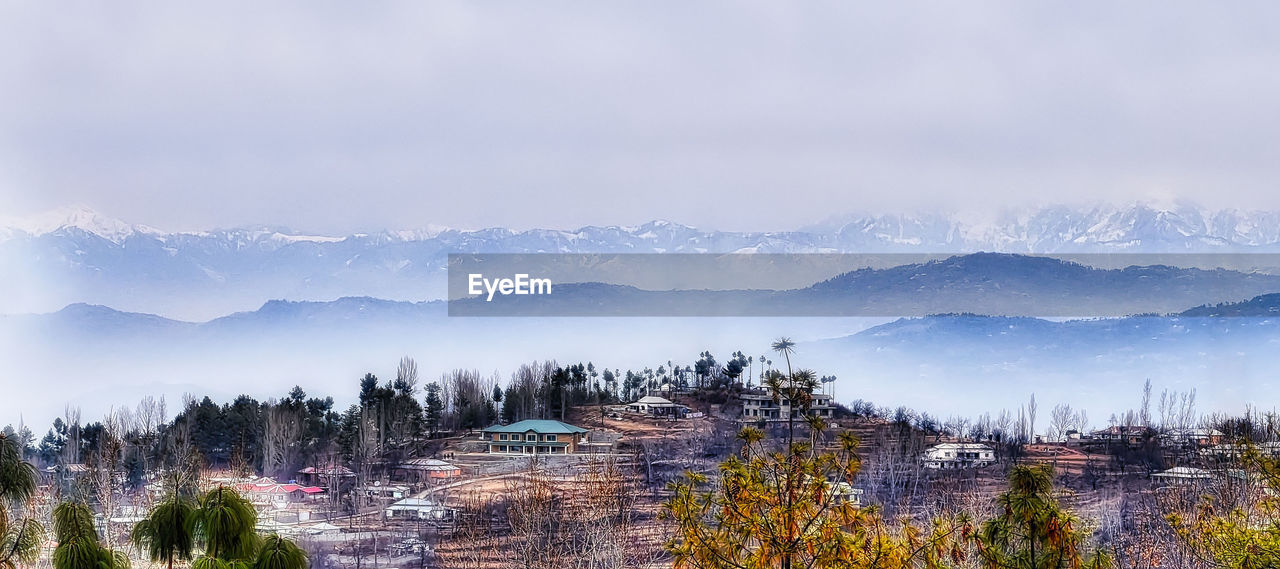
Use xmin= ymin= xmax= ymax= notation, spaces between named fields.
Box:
xmin=3 ymin=347 xmax=1276 ymax=568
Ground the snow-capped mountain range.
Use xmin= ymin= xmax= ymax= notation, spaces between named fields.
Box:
xmin=5 ymin=202 xmax=1280 ymax=320
xmin=9 ymin=202 xmax=1280 ymax=251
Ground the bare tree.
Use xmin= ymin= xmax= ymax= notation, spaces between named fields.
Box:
xmin=90 ymin=407 xmax=128 ymax=547
xmin=135 ymin=395 xmax=163 ymax=476
xmin=498 ymin=456 xmax=659 ymax=569
xmin=1074 ymin=408 xmax=1089 ymax=435
xmin=439 ymin=492 xmax=498 ymax=569
xmin=263 ymin=402 xmax=303 ymax=478
xmin=1140 ymin=378 xmax=1153 ymax=427
xmin=351 ymin=407 xmax=381 ymax=517
xmin=397 ymin=356 xmax=420 ymax=394
xmin=504 ymin=460 xmax=561 ymax=568
xmin=1048 ymin=404 xmax=1074 ymax=442
xmin=1027 ymin=393 xmax=1037 ymax=442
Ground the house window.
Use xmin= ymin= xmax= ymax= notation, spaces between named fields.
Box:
xmin=499 ymin=434 xmax=508 ymax=441
xmin=545 ymin=434 xmax=558 ymax=442
xmin=526 ymin=433 xmax=536 ymax=441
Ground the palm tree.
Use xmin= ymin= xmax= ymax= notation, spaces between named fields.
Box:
xmin=770 ymin=337 xmax=796 ymax=377
xmin=177 ymin=486 xmax=309 ymax=569
xmin=192 ymin=486 xmax=260 ymax=563
xmin=251 ymin=534 xmax=309 ymax=569
xmin=768 ymin=337 xmax=816 ymax=448
xmin=0 ymin=433 xmax=43 ymax=569
xmin=51 ymin=501 xmax=129 ymax=569
xmin=132 ymin=495 xmax=196 ymax=569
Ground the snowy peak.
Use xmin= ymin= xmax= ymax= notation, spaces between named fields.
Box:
xmin=0 ymin=204 xmax=160 ymax=243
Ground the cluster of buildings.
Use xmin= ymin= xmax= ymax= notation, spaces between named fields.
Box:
xmin=479 ymin=383 xmax=843 ymax=457
xmin=236 ymin=477 xmax=327 ymax=509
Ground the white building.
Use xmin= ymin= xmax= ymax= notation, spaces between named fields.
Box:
xmin=626 ymin=395 xmax=689 ymax=418
xmin=1159 ymin=428 xmax=1224 ymax=447
xmin=1152 ymin=467 xmax=1213 ymax=486
xmin=740 ymin=391 xmax=835 ymax=422
xmin=385 ymin=498 xmax=455 ymax=521
xmin=922 ymin=443 xmax=995 ymax=469
xmin=360 ymin=483 xmax=412 ymax=501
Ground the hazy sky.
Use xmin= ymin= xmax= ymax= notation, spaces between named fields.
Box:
xmin=2 ymin=2 xmax=1279 ymax=233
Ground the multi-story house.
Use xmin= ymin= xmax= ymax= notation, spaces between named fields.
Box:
xmin=739 ymin=390 xmax=835 ymax=422
xmin=482 ymin=419 xmax=590 ymax=454
xmin=922 ymin=443 xmax=995 ymax=469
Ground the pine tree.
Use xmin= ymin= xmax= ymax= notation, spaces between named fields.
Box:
xmin=424 ymin=382 xmax=445 ymax=437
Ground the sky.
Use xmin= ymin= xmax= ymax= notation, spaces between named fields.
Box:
xmin=2 ymin=2 xmax=1280 ymax=233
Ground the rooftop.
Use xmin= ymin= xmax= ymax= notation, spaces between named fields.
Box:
xmin=634 ymin=396 xmax=674 ymax=405
xmin=387 ymin=498 xmax=450 ymax=509
xmin=400 ymin=458 xmax=460 ymax=471
xmin=482 ymin=419 xmax=589 ymax=435
xmin=1153 ymin=467 xmax=1213 ymax=479
xmin=928 ymin=443 xmax=993 ymax=450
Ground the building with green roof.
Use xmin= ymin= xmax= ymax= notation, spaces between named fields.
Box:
xmin=481 ymin=419 xmax=590 ymax=454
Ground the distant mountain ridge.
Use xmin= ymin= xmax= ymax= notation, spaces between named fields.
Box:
xmin=11 ymin=253 xmax=1280 ymax=328
xmin=8 ymin=202 xmax=1280 ymax=319
xmin=7 ymin=267 xmax=1280 ymax=427
xmin=456 ymin=253 xmax=1280 ymax=317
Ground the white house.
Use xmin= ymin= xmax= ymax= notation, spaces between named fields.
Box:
xmin=626 ymin=395 xmax=689 ymax=418
xmin=385 ymin=498 xmax=455 ymax=521
xmin=739 ymin=390 xmax=835 ymax=422
xmin=922 ymin=443 xmax=995 ymax=469
xmin=1152 ymin=467 xmax=1213 ymax=486
xmin=1159 ymin=428 xmax=1225 ymax=447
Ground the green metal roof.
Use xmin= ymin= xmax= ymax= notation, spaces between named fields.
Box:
xmin=483 ymin=419 xmax=588 ymax=434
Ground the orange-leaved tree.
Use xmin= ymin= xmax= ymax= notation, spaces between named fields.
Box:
xmin=664 ymin=338 xmax=969 ymax=569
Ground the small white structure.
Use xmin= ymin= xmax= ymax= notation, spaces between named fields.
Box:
xmin=828 ymin=481 xmax=863 ymax=507
xmin=922 ymin=443 xmax=995 ymax=469
xmin=1152 ymin=467 xmax=1213 ymax=485
xmin=1202 ymin=441 xmax=1280 ymax=460
xmin=626 ymin=396 xmax=688 ymax=418
xmin=306 ymin=522 xmax=342 ymax=536
xmin=361 ymin=483 xmax=412 ymax=500
xmin=385 ymin=498 xmax=455 ymax=521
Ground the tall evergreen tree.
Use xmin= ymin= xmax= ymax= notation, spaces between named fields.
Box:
xmin=424 ymin=383 xmax=444 ymax=437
